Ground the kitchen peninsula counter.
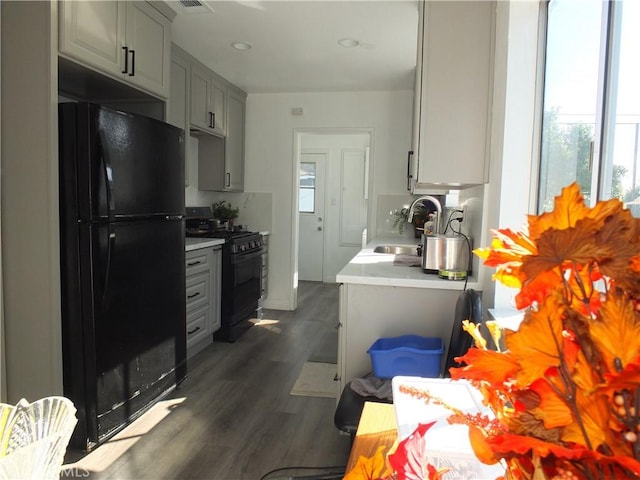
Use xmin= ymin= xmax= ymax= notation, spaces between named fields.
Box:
xmin=336 ymin=237 xmax=482 ymax=393
xmin=336 ymin=237 xmax=480 ymax=289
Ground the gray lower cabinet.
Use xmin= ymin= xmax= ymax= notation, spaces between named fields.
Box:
xmin=185 ymin=246 xmax=221 ymax=358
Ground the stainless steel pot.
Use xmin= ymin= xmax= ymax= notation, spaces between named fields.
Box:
xmin=422 ymin=234 xmax=445 ymax=273
xmin=422 ymin=234 xmax=472 ymax=274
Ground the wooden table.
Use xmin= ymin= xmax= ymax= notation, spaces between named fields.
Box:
xmin=346 ymin=401 xmax=398 ymax=471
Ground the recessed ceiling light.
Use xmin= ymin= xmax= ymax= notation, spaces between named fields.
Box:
xmin=231 ymin=41 xmax=252 ymax=51
xmin=338 ymin=38 xmax=360 ymax=48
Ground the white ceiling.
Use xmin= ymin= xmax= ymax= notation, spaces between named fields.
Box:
xmin=168 ymin=0 xmax=420 ymax=94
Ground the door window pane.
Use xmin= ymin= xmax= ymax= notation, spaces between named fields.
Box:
xmin=602 ymin=1 xmax=640 ymax=217
xmin=299 ymin=162 xmax=316 ymax=213
xmin=538 ymin=0 xmax=605 ymax=211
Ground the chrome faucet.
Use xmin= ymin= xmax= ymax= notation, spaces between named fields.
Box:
xmin=407 ymin=195 xmax=443 ymax=234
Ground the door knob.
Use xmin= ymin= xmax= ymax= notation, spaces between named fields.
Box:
xmin=317 ymin=217 xmax=323 ymax=222
xmin=317 ymin=226 xmax=323 ymax=231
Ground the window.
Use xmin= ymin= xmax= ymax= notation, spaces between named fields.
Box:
xmin=299 ymin=162 xmax=316 ymax=213
xmin=538 ymin=0 xmax=640 ymax=215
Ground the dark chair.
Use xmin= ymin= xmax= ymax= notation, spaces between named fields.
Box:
xmin=333 ymin=377 xmax=391 ymax=438
xmin=333 ymin=288 xmax=483 ymax=438
xmin=441 ymin=288 xmax=482 ymax=377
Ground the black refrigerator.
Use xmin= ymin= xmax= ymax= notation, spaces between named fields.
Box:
xmin=58 ymin=102 xmax=187 ymax=450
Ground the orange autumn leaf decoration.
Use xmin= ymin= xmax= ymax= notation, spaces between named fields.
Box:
xmin=446 ymin=183 xmax=640 ymax=480
xmin=343 ymin=445 xmax=391 ymax=480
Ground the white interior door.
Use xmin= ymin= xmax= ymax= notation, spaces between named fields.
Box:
xmin=296 ymin=132 xmax=371 ymax=284
xmin=298 ymin=152 xmax=326 ymax=281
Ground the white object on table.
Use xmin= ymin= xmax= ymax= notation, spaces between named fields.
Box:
xmin=392 ymin=376 xmax=505 ymax=478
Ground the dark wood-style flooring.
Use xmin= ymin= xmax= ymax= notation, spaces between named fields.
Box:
xmin=64 ymin=281 xmax=350 ymax=480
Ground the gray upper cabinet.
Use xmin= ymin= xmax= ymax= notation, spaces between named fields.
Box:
xmin=59 ymin=1 xmax=172 ymax=99
xmin=410 ymin=0 xmax=494 ymax=191
xmin=169 ymin=42 xmax=246 ymax=192
xmin=168 ymin=52 xmax=189 ymax=130
xmin=190 ymin=65 xmax=227 ymax=137
xmin=172 ymin=44 xmax=246 ymax=192
xmin=168 ymin=49 xmax=190 ymax=185
xmin=198 ymin=86 xmax=245 ymax=191
xmin=224 ymin=87 xmax=246 ymax=191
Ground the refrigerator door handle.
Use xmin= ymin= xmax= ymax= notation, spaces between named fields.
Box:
xmin=98 ymin=133 xmax=116 ymax=220
xmin=101 ymin=228 xmax=116 ymax=309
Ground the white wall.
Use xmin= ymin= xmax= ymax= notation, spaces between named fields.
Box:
xmin=245 ymin=90 xmax=413 ymax=310
xmin=483 ymin=1 xmax=542 ymax=311
xmin=0 ymin=4 xmax=4 ymax=402
xmin=1 ymin=1 xmax=63 ymax=402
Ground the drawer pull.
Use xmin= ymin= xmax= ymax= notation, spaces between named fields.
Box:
xmin=187 ymin=260 xmax=202 ymax=266
xmin=187 ymin=292 xmax=201 ymax=299
xmin=187 ymin=326 xmax=201 ymax=335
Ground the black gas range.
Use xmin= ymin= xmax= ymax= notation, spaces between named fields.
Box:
xmin=186 ymin=207 xmax=263 ymax=342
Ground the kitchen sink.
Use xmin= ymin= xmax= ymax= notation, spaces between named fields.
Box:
xmin=373 ymin=245 xmax=420 ymax=256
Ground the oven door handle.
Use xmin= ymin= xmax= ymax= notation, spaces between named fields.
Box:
xmin=231 ymin=248 xmax=263 ymax=264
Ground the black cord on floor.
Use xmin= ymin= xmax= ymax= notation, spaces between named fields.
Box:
xmin=259 ymin=465 xmax=346 ymax=480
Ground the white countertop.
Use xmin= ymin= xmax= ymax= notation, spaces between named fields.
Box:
xmin=185 ymin=238 xmax=225 ymax=251
xmin=336 ymin=237 xmax=480 ymax=290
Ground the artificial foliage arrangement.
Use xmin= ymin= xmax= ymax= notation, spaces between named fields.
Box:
xmin=344 ymin=183 xmax=640 ymax=479
xmin=392 ymin=203 xmax=430 ymax=237
xmin=450 ymin=182 xmax=640 ymax=479
xmin=211 ymin=200 xmax=239 ymax=220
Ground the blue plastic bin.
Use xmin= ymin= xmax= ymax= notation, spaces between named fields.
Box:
xmin=367 ymin=335 xmax=444 ymax=378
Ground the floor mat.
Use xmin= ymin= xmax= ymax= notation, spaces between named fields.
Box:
xmin=290 ymin=362 xmax=338 ymax=398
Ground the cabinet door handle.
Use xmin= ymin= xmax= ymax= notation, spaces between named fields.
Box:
xmin=187 ymin=292 xmax=201 ymax=299
xmin=212 ymin=113 xmax=216 ymax=128
xmin=226 ymin=172 xmax=231 ymax=187
xmin=187 ymin=326 xmax=201 ymax=335
xmin=129 ymin=49 xmax=135 ymax=76
xmin=122 ymin=46 xmax=129 ymax=74
xmin=187 ymin=260 xmax=202 ymax=266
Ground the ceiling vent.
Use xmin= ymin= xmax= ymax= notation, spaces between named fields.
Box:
xmin=173 ymin=0 xmax=214 ymax=14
